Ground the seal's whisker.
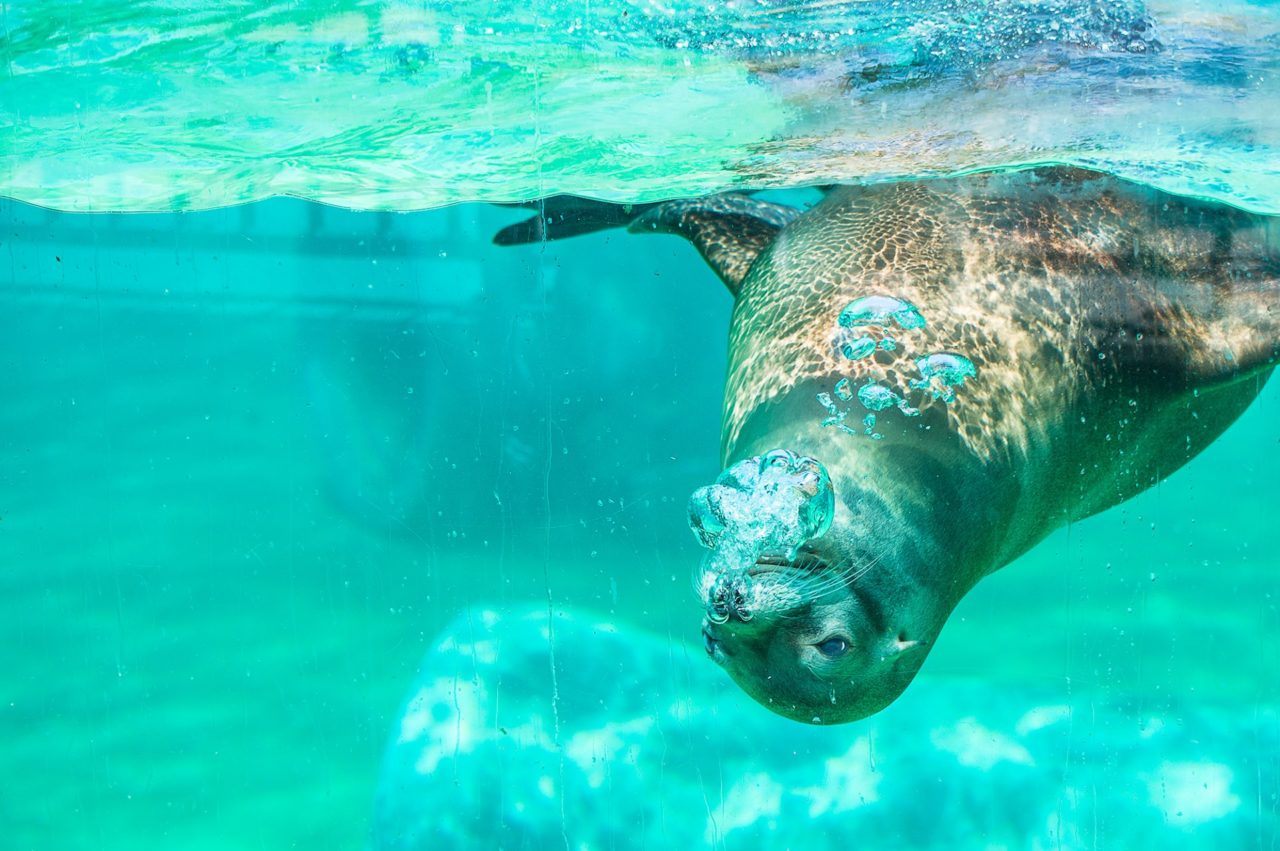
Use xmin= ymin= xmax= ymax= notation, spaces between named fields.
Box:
xmin=776 ymin=565 xmax=849 ymax=600
xmin=844 ymin=555 xmax=884 ymax=586
xmin=690 ymin=567 xmax=706 ymax=598
xmin=802 ymin=552 xmax=884 ymax=596
xmin=693 ymin=547 xmax=884 ymax=619
xmin=765 ymin=554 xmax=884 ymax=616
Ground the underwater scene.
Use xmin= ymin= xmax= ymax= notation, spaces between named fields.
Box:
xmin=4 ymin=0 xmax=1280 ymax=849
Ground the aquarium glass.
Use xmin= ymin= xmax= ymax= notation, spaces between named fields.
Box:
xmin=2 ymin=0 xmax=1279 ymax=848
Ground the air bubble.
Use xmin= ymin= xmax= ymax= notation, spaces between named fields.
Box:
xmin=825 ymin=298 xmax=975 ymax=439
xmin=839 ymin=294 xmax=926 ymax=331
xmin=857 ymin=381 xmax=898 ymax=411
xmin=910 ymin=352 xmax=977 ymax=403
xmin=840 ymin=336 xmax=877 ymax=360
xmin=689 ymin=450 xmax=838 ymax=612
xmin=816 ymin=391 xmax=858 ymax=435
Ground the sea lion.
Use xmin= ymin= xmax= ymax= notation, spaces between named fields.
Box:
xmin=495 ymin=167 xmax=1280 ymax=723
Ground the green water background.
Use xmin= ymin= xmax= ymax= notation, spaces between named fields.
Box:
xmin=2 ymin=196 xmax=1278 ymax=848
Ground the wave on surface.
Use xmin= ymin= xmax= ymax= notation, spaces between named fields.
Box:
xmin=2 ymin=0 xmax=1278 ymax=212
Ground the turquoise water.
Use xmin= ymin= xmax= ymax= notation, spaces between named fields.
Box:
xmin=3 ymin=194 xmax=1280 ymax=848
xmin=4 ymin=0 xmax=1280 ymax=847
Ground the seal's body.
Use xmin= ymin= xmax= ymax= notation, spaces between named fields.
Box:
xmin=497 ymin=168 xmax=1280 ymax=722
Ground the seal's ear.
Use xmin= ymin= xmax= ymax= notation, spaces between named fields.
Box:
xmin=492 ymin=193 xmax=802 ymax=297
xmin=627 ymin=194 xmax=801 ymax=296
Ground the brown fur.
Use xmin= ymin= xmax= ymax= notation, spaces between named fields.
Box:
xmin=498 ymin=167 xmax=1280 ymax=722
xmin=701 ymin=168 xmax=1279 ymax=722
xmin=726 ymin=168 xmax=1279 ymax=562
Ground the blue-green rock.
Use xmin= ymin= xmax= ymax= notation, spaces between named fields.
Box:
xmin=373 ymin=607 xmax=1280 ymax=849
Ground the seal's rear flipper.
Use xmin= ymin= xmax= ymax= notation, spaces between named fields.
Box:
xmin=627 ymin=195 xmax=801 ymax=295
xmin=493 ymin=193 xmax=801 ymax=296
xmin=1110 ymin=189 xmax=1280 ymax=389
xmin=492 ymin=197 xmax=661 ymax=245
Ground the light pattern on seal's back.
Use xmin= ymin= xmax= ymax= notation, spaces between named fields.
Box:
xmin=724 ymin=168 xmax=1277 ymax=468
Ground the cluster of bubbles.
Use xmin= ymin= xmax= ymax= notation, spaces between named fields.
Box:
xmin=818 ymin=295 xmax=976 ymax=439
xmin=687 ymin=450 xmax=835 ymax=623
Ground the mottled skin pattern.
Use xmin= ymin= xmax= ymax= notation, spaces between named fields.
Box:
xmin=495 ymin=167 xmax=1280 ymax=723
xmin=629 ymin=193 xmax=802 ymax=290
xmin=708 ymin=167 xmax=1280 ymax=722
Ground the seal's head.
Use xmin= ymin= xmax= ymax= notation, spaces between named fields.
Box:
xmin=689 ymin=449 xmax=933 ymax=724
xmin=698 ymin=554 xmax=931 ymax=724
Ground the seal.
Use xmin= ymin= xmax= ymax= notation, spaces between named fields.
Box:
xmin=495 ymin=167 xmax=1280 ymax=723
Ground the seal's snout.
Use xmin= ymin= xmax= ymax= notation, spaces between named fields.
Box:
xmin=701 ymin=625 xmax=720 ymax=657
xmin=707 ymin=572 xmax=754 ymax=624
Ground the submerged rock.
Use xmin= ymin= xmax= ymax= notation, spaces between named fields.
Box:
xmin=372 ymin=607 xmax=1280 ymax=850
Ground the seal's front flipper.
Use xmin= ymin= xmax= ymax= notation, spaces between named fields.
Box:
xmin=628 ymin=194 xmax=801 ymax=296
xmin=493 ymin=192 xmax=802 ymax=297
xmin=492 ymin=197 xmax=660 ymax=245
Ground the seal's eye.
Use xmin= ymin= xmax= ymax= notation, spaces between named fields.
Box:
xmin=815 ymin=636 xmax=851 ymax=658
